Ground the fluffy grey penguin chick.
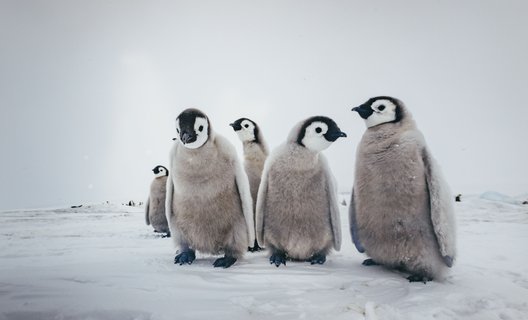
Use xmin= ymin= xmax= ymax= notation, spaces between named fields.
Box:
xmin=165 ymin=108 xmax=255 ymax=268
xmin=256 ymin=116 xmax=346 ymax=267
xmin=350 ymin=96 xmax=456 ymax=282
xmin=230 ymin=117 xmax=269 ymax=252
xmin=145 ymin=165 xmax=170 ymax=236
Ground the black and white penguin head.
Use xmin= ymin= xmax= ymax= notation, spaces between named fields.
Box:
xmin=175 ymin=108 xmax=210 ymax=149
xmin=229 ymin=118 xmax=260 ymax=143
xmin=297 ymin=116 xmax=347 ymax=152
xmin=152 ymin=165 xmax=168 ymax=178
xmin=352 ymin=96 xmax=403 ymax=128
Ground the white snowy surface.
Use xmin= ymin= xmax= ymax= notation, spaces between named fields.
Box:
xmin=1 ymin=195 xmax=527 ymax=320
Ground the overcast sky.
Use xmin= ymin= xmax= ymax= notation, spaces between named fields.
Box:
xmin=1 ymin=0 xmax=527 ymax=210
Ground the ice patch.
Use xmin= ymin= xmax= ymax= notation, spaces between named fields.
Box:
xmin=479 ymin=191 xmax=521 ymax=205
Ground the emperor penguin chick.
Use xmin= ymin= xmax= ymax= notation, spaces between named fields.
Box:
xmin=256 ymin=116 xmax=346 ymax=267
xmin=166 ymin=108 xmax=255 ymax=268
xmin=230 ymin=118 xmax=269 ymax=252
xmin=350 ymin=96 xmax=457 ymax=282
xmin=145 ymin=165 xmax=170 ymax=236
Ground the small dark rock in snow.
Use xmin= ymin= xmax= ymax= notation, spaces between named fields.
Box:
xmin=71 ymin=205 xmax=83 ymax=209
xmin=523 ymin=201 xmax=528 ymax=205
xmin=341 ymin=199 xmax=347 ymax=206
xmin=455 ymin=194 xmax=462 ymax=202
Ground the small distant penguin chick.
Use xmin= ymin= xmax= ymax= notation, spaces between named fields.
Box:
xmin=145 ymin=165 xmax=170 ymax=237
xmin=256 ymin=116 xmax=346 ymax=267
xmin=350 ymin=96 xmax=457 ymax=282
xmin=166 ymin=108 xmax=255 ymax=268
xmin=230 ymin=118 xmax=269 ymax=252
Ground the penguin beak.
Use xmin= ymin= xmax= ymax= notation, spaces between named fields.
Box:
xmin=180 ymin=132 xmax=196 ymax=144
xmin=230 ymin=122 xmax=242 ymax=131
xmin=325 ymin=131 xmax=347 ymax=141
xmin=352 ymin=104 xmax=374 ymax=120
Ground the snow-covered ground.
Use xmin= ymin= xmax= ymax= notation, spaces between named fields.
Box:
xmin=1 ymin=194 xmax=527 ymax=320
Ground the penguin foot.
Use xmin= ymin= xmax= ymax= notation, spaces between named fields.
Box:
xmin=174 ymin=250 xmax=196 ymax=265
xmin=309 ymin=253 xmax=326 ymax=265
xmin=162 ymin=232 xmax=171 ymax=238
xmin=248 ymin=240 xmax=264 ymax=252
xmin=270 ymin=252 xmax=287 ymax=267
xmin=362 ymin=259 xmax=380 ymax=266
xmin=407 ymin=274 xmax=433 ymax=283
xmin=213 ymin=256 xmax=237 ymax=268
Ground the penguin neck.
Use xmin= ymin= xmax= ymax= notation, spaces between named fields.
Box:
xmin=363 ymin=117 xmax=418 ymax=154
xmin=177 ymin=136 xmax=218 ymax=167
xmin=290 ymin=143 xmax=321 ymax=170
xmin=367 ymin=115 xmax=415 ymax=136
xmin=242 ymin=141 xmax=268 ymax=162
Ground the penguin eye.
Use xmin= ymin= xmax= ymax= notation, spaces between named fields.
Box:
xmin=244 ymin=124 xmax=249 ymax=128
xmin=315 ymin=127 xmax=322 ymax=134
xmin=378 ymin=105 xmax=385 ymax=111
xmin=198 ymin=125 xmax=204 ymax=132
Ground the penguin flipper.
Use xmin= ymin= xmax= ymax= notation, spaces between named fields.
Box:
xmin=145 ymin=196 xmax=150 ymax=225
xmin=255 ymin=160 xmax=270 ymax=248
xmin=422 ymin=147 xmax=456 ymax=267
xmin=165 ymin=144 xmax=186 ymax=248
xmin=349 ymin=189 xmax=365 ymax=253
xmin=234 ymin=157 xmax=256 ymax=248
xmin=320 ymin=155 xmax=342 ymax=251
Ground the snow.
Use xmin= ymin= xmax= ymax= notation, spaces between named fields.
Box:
xmin=1 ymin=195 xmax=527 ymax=320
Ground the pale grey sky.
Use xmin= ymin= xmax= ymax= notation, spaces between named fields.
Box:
xmin=1 ymin=0 xmax=527 ymax=210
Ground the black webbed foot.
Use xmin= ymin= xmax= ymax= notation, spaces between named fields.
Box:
xmin=362 ymin=258 xmax=380 ymax=266
xmin=407 ymin=274 xmax=433 ymax=283
xmin=174 ymin=250 xmax=196 ymax=265
xmin=270 ymin=252 xmax=287 ymax=267
xmin=213 ymin=256 xmax=237 ymax=268
xmin=309 ymin=253 xmax=326 ymax=265
xmin=248 ymin=239 xmax=264 ymax=252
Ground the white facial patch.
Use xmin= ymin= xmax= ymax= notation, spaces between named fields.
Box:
xmin=365 ymin=99 xmax=397 ymax=128
xmin=235 ymin=120 xmax=256 ymax=142
xmin=154 ymin=168 xmax=166 ymax=178
xmin=301 ymin=121 xmax=332 ymax=152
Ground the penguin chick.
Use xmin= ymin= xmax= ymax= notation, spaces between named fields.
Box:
xmin=256 ymin=116 xmax=346 ymax=267
xmin=230 ymin=118 xmax=269 ymax=252
xmin=350 ymin=96 xmax=456 ymax=282
xmin=166 ymin=108 xmax=255 ymax=268
xmin=145 ymin=165 xmax=170 ymax=236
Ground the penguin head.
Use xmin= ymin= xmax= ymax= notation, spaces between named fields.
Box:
xmin=296 ymin=116 xmax=347 ymax=152
xmin=152 ymin=165 xmax=168 ymax=177
xmin=352 ymin=96 xmax=403 ymax=128
xmin=175 ymin=108 xmax=210 ymax=149
xmin=229 ymin=118 xmax=260 ymax=143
